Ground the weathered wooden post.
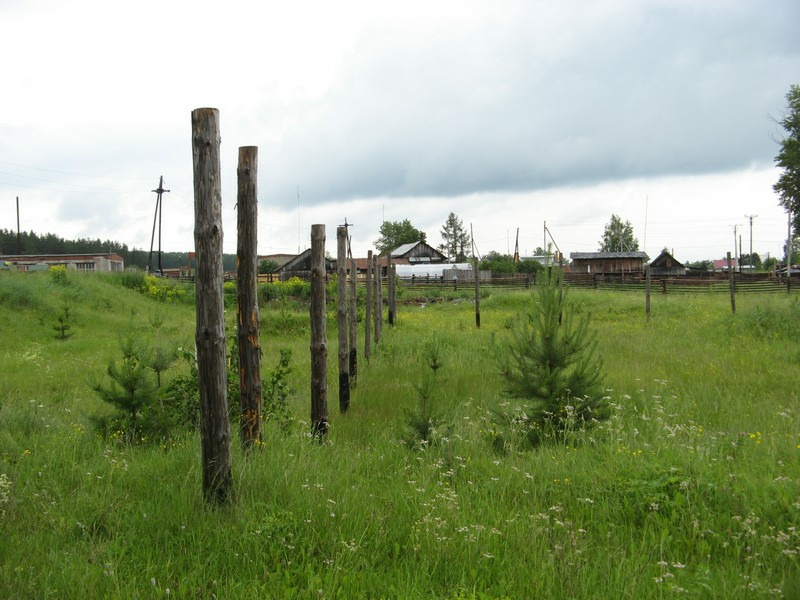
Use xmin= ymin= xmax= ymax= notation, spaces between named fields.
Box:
xmin=727 ymin=251 xmax=736 ymax=315
xmin=365 ymin=250 xmax=372 ymax=362
xmin=310 ymin=224 xmax=329 ymax=439
xmin=645 ymin=263 xmax=651 ymax=321
xmin=236 ymin=146 xmax=262 ymax=449
xmin=191 ymin=107 xmax=232 ymax=505
xmin=387 ymin=252 xmax=395 ymax=326
xmin=348 ymin=257 xmax=358 ymax=385
xmin=389 ymin=263 xmax=397 ymax=326
xmin=336 ymin=226 xmax=350 ymax=413
xmin=374 ymin=254 xmax=382 ymax=345
xmin=474 ymin=256 xmax=481 ymax=328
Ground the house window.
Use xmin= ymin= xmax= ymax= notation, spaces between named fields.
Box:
xmin=75 ymin=262 xmax=96 ymax=272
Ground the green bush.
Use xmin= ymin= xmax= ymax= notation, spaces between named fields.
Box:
xmin=259 ymin=276 xmax=311 ymax=304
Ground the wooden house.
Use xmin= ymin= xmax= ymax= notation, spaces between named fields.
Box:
xmin=649 ymin=250 xmax=685 ymax=276
xmin=390 ymin=241 xmax=447 ymax=264
xmin=276 ymin=249 xmax=335 ymax=280
xmin=569 ymin=251 xmax=649 ymax=274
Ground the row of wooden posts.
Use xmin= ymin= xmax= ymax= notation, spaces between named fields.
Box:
xmin=191 ymin=108 xmax=484 ymax=505
xmin=644 ymin=251 xmax=739 ymax=319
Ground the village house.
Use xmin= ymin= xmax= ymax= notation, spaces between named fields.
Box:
xmin=569 ymin=251 xmax=649 ymax=274
xmin=389 ymin=241 xmax=447 ymax=264
xmin=649 ymin=250 xmax=685 ymax=276
xmin=711 ymin=258 xmax=738 ymax=272
xmin=276 ymin=249 xmax=335 ymax=280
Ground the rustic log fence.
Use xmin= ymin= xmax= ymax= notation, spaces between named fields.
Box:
xmin=565 ymin=272 xmax=796 ymax=295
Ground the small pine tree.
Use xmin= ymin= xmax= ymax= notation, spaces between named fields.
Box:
xmin=498 ymin=267 xmax=607 ymax=446
xmin=92 ymin=332 xmax=158 ymax=425
xmin=403 ymin=338 xmax=449 ymax=448
xmin=52 ymin=303 xmax=73 ymax=340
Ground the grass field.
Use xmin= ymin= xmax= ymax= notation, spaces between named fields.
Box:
xmin=1 ymin=270 xmax=798 ymax=598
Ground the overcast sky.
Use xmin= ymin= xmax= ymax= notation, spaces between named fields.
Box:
xmin=1 ymin=0 xmax=798 ymax=263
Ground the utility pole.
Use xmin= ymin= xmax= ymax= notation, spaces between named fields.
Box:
xmin=731 ymin=224 xmax=741 ymax=273
xmin=744 ymin=214 xmax=757 ymax=271
xmin=147 ymin=176 xmax=170 ymax=275
xmin=739 ymin=234 xmax=743 ymax=273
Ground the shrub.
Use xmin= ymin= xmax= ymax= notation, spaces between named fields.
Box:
xmin=263 ymin=349 xmax=296 ymax=435
xmin=115 ymin=270 xmax=145 ymax=290
xmin=49 ymin=264 xmax=69 ymax=286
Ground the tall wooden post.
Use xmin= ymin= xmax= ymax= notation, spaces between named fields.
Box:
xmin=365 ymin=250 xmax=372 ymax=362
xmin=787 ymin=210 xmax=793 ymax=294
xmin=389 ymin=264 xmax=397 ymax=326
xmin=336 ymin=226 xmax=350 ymax=413
xmin=727 ymin=251 xmax=736 ymax=315
xmin=348 ymin=257 xmax=358 ymax=385
xmin=236 ymin=146 xmax=262 ymax=449
xmin=387 ymin=252 xmax=395 ymax=326
xmin=473 ymin=256 xmax=481 ymax=328
xmin=310 ymin=224 xmax=329 ymax=439
xmin=374 ymin=254 xmax=381 ymax=345
xmin=645 ymin=263 xmax=651 ymax=321
xmin=191 ymin=107 xmax=232 ymax=505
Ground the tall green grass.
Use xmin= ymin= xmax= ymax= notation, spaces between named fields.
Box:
xmin=1 ymin=272 xmax=798 ymax=598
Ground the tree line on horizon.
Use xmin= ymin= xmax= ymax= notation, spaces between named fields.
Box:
xmin=0 ymin=229 xmax=237 ymax=271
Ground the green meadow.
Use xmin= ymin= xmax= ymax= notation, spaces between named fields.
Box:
xmin=0 ymin=270 xmax=799 ymax=598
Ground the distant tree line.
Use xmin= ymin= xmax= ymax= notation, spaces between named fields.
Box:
xmin=0 ymin=229 xmax=236 ymax=271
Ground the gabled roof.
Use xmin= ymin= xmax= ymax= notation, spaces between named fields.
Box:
xmin=277 ymin=249 xmax=335 ymax=273
xmin=390 ymin=242 xmax=422 ymax=257
xmin=570 ymin=251 xmax=649 ymax=260
xmin=650 ymin=249 xmax=684 ymax=268
xmin=390 ymin=241 xmax=447 ymax=262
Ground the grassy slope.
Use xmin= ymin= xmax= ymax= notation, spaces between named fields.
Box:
xmin=1 ymin=272 xmax=799 ymax=599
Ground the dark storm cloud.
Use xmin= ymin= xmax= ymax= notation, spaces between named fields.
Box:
xmin=262 ymin=1 xmax=800 ymax=208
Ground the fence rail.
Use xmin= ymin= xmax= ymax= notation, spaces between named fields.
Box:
xmin=201 ymin=271 xmax=799 ymax=296
xmin=564 ymin=273 xmax=798 ymax=295
xmin=397 ymin=274 xmax=533 ymax=293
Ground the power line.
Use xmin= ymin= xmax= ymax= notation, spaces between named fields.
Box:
xmin=0 ymin=159 xmax=154 ymax=181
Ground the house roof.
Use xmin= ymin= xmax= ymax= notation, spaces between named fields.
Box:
xmin=650 ymin=250 xmax=684 ymax=268
xmin=258 ymin=253 xmax=295 ymax=268
xmin=390 ymin=241 xmax=447 ymax=262
xmin=570 ymin=251 xmax=649 ymax=260
xmin=712 ymin=258 xmax=738 ymax=269
xmin=277 ymin=249 xmax=335 ymax=272
xmin=390 ymin=242 xmax=422 ymax=257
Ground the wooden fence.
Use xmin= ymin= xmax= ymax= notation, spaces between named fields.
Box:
xmin=564 ymin=272 xmax=798 ymax=295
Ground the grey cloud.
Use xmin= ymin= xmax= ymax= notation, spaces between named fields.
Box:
xmin=260 ymin=1 xmax=799 ymax=208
